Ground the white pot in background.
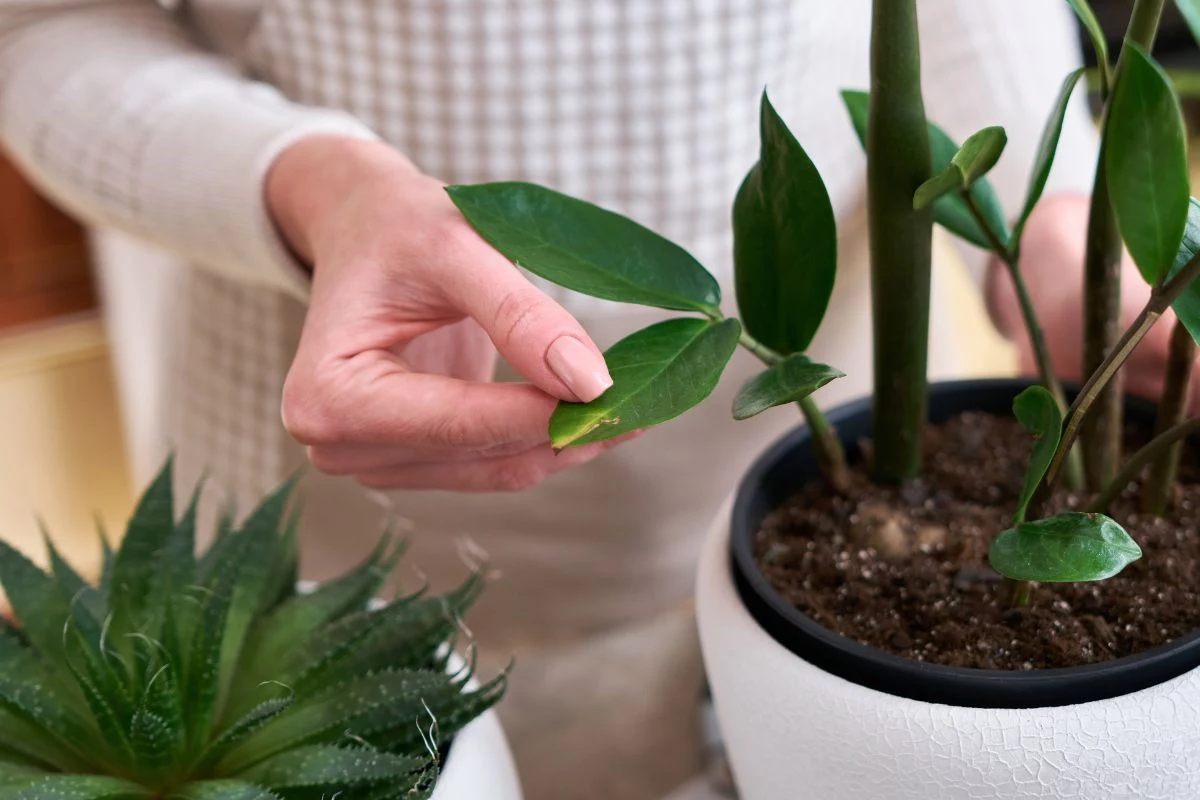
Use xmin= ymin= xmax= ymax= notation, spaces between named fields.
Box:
xmin=696 ymin=380 xmax=1200 ymax=800
xmin=430 ymin=706 xmax=521 ymax=800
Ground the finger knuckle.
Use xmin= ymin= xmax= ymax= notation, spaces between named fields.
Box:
xmin=281 ymin=373 xmax=340 ymax=446
xmin=493 ymin=462 xmax=545 ymax=492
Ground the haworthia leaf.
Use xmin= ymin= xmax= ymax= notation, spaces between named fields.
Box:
xmin=1168 ymin=197 xmax=1200 ymax=346
xmin=0 ymin=675 xmax=95 ymax=772
xmin=914 ymin=126 xmax=1008 ymax=210
xmin=842 ymin=91 xmax=1009 ymax=251
xmin=10 ymin=775 xmax=147 ymax=800
xmin=1067 ymin=0 xmax=1111 ymax=93
xmin=217 ymin=669 xmax=458 ymax=773
xmin=549 ymin=318 xmax=741 ymax=449
xmin=989 ymin=512 xmax=1142 ymax=582
xmin=446 ymin=182 xmax=721 ymax=314
xmin=1013 ymin=68 xmax=1086 ymax=248
xmin=0 ymin=540 xmax=71 ymax=660
xmin=171 ymin=781 xmax=280 ymax=800
xmin=733 ymin=92 xmax=838 ymax=355
xmin=732 ymin=355 xmax=843 ymax=420
xmin=1012 ymin=386 xmax=1063 ymax=524
xmin=241 ymin=744 xmax=428 ymax=790
xmin=194 ymin=697 xmax=293 ymax=772
xmin=1106 ymin=44 xmax=1190 ymax=285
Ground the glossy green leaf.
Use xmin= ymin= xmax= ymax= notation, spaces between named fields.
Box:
xmin=732 ymin=355 xmax=843 ymax=420
xmin=1013 ymin=68 xmax=1086 ymax=248
xmin=1067 ymin=0 xmax=1111 ymax=92
xmin=549 ymin=318 xmax=740 ymax=449
xmin=733 ymin=92 xmax=837 ymax=355
xmin=1168 ymin=197 xmax=1200 ymax=345
xmin=842 ymin=90 xmax=1009 ymax=251
xmin=446 ymin=182 xmax=721 ymax=313
xmin=1012 ymin=386 xmax=1063 ymax=524
xmin=1106 ymin=44 xmax=1189 ymax=285
xmin=912 ymin=167 xmax=964 ymax=211
xmin=989 ymin=512 xmax=1141 ymax=582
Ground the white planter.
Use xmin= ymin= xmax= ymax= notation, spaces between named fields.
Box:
xmin=697 ymin=497 xmax=1200 ymax=800
xmin=431 ymin=704 xmax=521 ymax=800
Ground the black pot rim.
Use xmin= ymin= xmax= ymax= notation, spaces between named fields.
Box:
xmin=730 ymin=377 xmax=1200 ymax=709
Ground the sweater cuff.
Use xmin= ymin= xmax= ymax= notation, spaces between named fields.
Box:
xmin=138 ymin=81 xmax=379 ymax=301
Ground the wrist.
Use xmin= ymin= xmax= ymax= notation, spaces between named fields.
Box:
xmin=266 ymin=135 xmax=418 ymax=265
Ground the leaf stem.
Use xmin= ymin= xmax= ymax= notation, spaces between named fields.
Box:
xmin=1000 ymin=577 xmax=1032 ymax=609
xmin=1079 ymin=0 xmax=1166 ymax=493
xmin=961 ymin=191 xmax=1083 ymax=492
xmin=1045 ymin=252 xmax=1200 ymax=491
xmin=736 ymin=330 xmax=849 ymax=491
xmin=1140 ymin=319 xmax=1195 ymax=515
xmin=867 ymin=0 xmax=934 ymax=484
xmin=1091 ymin=416 xmax=1200 ymax=513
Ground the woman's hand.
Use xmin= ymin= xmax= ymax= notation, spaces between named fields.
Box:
xmin=267 ymin=135 xmax=625 ymax=492
xmin=985 ymin=193 xmax=1194 ymax=410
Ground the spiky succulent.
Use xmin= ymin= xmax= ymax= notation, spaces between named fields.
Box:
xmin=0 ymin=461 xmax=503 ymax=800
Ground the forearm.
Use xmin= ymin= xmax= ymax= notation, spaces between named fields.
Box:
xmin=0 ymin=1 xmax=377 ymax=299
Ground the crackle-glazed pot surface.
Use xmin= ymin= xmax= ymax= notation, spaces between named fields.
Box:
xmin=697 ymin=504 xmax=1200 ymax=799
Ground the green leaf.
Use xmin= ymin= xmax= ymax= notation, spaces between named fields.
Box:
xmin=240 ymin=744 xmax=428 ymax=791
xmin=1174 ymin=0 xmax=1200 ymax=50
xmin=0 ymin=540 xmax=70 ymax=659
xmin=842 ymin=90 xmax=1009 ymax=250
xmin=1168 ymin=197 xmax=1200 ymax=345
xmin=989 ymin=512 xmax=1142 ymax=582
xmin=1012 ymin=386 xmax=1063 ymax=524
xmin=914 ymin=126 xmax=1008 ymax=209
xmin=171 ymin=781 xmax=279 ymax=800
xmin=1013 ymin=68 xmax=1086 ymax=248
xmin=217 ymin=670 xmax=458 ymax=773
xmin=1106 ymin=43 xmax=1190 ymax=285
xmin=446 ymin=183 xmax=721 ymax=314
xmin=0 ymin=674 xmax=96 ymax=772
xmin=733 ymin=92 xmax=837 ymax=355
xmin=732 ymin=355 xmax=843 ymax=420
xmin=9 ymin=776 xmax=147 ymax=800
xmin=549 ymin=318 xmax=741 ymax=449
xmin=1067 ymin=0 xmax=1111 ymax=92
xmin=194 ymin=698 xmax=293 ymax=773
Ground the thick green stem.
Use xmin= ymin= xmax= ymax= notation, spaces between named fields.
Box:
xmin=736 ymin=330 xmax=849 ymax=492
xmin=1140 ymin=320 xmax=1195 ymax=515
xmin=1079 ymin=0 xmax=1166 ymax=493
xmin=1092 ymin=416 xmax=1200 ymax=513
xmin=1000 ymin=577 xmax=1032 ymax=609
xmin=867 ymin=0 xmax=934 ymax=484
xmin=1044 ymin=254 xmax=1200 ymax=491
xmin=962 ymin=192 xmax=1084 ymax=492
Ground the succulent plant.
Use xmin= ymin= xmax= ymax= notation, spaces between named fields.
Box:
xmin=0 ymin=460 xmax=503 ymax=800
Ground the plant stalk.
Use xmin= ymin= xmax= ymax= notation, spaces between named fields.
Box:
xmin=1000 ymin=577 xmax=1032 ymax=609
xmin=736 ymin=330 xmax=849 ymax=492
xmin=1140 ymin=320 xmax=1195 ymax=514
xmin=1092 ymin=417 xmax=1200 ymax=513
xmin=1079 ymin=0 xmax=1166 ymax=492
xmin=866 ymin=0 xmax=934 ymax=484
xmin=1045 ymin=253 xmax=1200 ymax=490
xmin=962 ymin=192 xmax=1084 ymax=492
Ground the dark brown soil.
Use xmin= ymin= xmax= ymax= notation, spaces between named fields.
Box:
xmin=754 ymin=412 xmax=1200 ymax=670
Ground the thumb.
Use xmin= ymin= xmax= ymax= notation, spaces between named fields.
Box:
xmin=440 ymin=237 xmax=613 ymax=403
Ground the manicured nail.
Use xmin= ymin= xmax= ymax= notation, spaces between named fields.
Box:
xmin=546 ymin=336 xmax=613 ymax=402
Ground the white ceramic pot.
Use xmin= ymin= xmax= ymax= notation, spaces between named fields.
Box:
xmin=696 ymin=380 xmax=1200 ymax=800
xmin=430 ymin=704 xmax=521 ymax=800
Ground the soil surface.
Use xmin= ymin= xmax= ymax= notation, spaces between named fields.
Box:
xmin=754 ymin=412 xmax=1200 ymax=670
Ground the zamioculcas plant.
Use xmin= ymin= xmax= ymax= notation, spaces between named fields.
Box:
xmin=446 ymin=0 xmax=1200 ymax=608
xmin=0 ymin=461 xmax=503 ymax=800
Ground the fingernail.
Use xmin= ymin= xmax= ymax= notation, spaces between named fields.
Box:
xmin=546 ymin=336 xmax=613 ymax=402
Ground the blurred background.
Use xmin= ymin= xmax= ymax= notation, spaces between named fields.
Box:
xmin=0 ymin=2 xmax=1196 ymax=593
